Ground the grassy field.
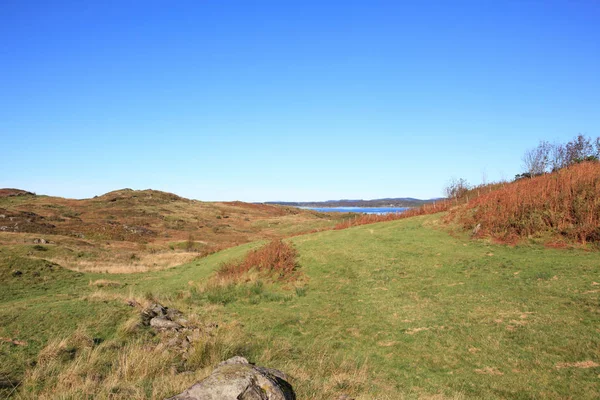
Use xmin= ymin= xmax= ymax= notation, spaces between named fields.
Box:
xmin=1 ymin=214 xmax=599 ymax=399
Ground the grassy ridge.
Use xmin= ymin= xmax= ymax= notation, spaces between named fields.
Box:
xmin=2 ymin=215 xmax=600 ymax=398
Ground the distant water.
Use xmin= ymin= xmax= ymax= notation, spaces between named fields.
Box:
xmin=302 ymin=207 xmax=409 ymax=215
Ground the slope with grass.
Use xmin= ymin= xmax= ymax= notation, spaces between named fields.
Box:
xmin=0 ymin=188 xmax=341 ymax=273
xmin=448 ymin=161 xmax=600 ymax=245
xmin=2 ymin=214 xmax=599 ymax=399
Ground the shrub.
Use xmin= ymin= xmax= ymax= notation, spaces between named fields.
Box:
xmin=216 ymin=240 xmax=299 ymax=281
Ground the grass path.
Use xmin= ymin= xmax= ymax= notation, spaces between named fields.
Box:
xmin=217 ymin=216 xmax=600 ymax=398
xmin=2 ymin=214 xmax=599 ymax=399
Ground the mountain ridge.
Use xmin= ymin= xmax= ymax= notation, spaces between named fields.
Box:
xmin=265 ymin=197 xmax=440 ymax=208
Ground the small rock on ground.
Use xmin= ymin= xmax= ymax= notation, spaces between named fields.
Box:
xmin=166 ymin=356 xmax=296 ymax=400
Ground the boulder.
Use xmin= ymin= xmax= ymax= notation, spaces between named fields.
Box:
xmin=141 ymin=303 xmax=188 ymax=331
xmin=141 ymin=303 xmax=168 ymax=324
xmin=166 ymin=356 xmax=295 ymax=400
xmin=150 ymin=317 xmax=182 ymax=330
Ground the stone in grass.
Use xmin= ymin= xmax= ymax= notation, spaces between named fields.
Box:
xmin=141 ymin=303 xmax=165 ymax=324
xmin=150 ymin=317 xmax=182 ymax=330
xmin=166 ymin=356 xmax=296 ymax=400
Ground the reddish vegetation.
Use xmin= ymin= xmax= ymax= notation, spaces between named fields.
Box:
xmin=0 ymin=188 xmax=341 ymax=273
xmin=448 ymin=161 xmax=600 ymax=244
xmin=331 ymin=161 xmax=600 ymax=246
xmin=0 ymin=188 xmax=335 ymax=246
xmin=222 ymin=201 xmax=290 ymax=216
xmin=0 ymin=188 xmax=34 ymax=197
xmin=217 ymin=239 xmax=299 ymax=280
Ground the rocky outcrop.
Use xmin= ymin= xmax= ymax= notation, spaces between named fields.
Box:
xmin=141 ymin=303 xmax=186 ymax=330
xmin=166 ymin=356 xmax=296 ymax=400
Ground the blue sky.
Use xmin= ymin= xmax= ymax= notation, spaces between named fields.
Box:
xmin=1 ymin=1 xmax=599 ymax=201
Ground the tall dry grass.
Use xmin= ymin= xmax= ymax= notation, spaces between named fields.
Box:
xmin=48 ymin=250 xmax=204 ymax=274
xmin=448 ymin=161 xmax=600 ymax=243
xmin=216 ymin=240 xmax=299 ymax=281
xmin=17 ymin=311 xmax=249 ymax=399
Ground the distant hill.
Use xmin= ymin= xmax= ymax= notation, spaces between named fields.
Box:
xmin=266 ymin=197 xmax=439 ymax=208
xmin=0 ymin=188 xmax=35 ymax=198
xmin=0 ymin=188 xmax=341 ymax=244
xmin=0 ymin=188 xmax=343 ymax=273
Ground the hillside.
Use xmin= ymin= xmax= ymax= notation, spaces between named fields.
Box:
xmin=1 ymin=215 xmax=598 ymax=398
xmin=0 ymin=188 xmax=342 ymax=273
xmin=0 ymin=189 xmax=35 ymax=198
xmin=446 ymin=161 xmax=600 ymax=245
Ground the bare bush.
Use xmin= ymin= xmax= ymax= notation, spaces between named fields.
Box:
xmin=444 ymin=177 xmax=471 ymax=199
xmin=521 ymin=135 xmax=599 ymax=178
xmin=522 ymin=141 xmax=551 ymax=176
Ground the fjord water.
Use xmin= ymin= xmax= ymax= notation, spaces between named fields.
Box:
xmin=303 ymin=206 xmax=409 ymax=214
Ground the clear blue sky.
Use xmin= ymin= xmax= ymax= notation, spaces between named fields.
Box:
xmin=1 ymin=1 xmax=599 ymax=201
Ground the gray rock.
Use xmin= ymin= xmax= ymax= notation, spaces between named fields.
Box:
xmin=166 ymin=356 xmax=295 ymax=400
xmin=166 ymin=307 xmax=183 ymax=320
xmin=218 ymin=355 xmax=250 ymax=366
xmin=150 ymin=317 xmax=182 ymax=330
xmin=141 ymin=303 xmax=167 ymax=324
xmin=151 ymin=303 xmax=167 ymax=316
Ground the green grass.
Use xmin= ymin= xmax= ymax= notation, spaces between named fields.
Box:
xmin=2 ymin=214 xmax=599 ymax=399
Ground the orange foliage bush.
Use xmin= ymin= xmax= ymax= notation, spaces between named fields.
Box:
xmin=448 ymin=161 xmax=600 ymax=243
xmin=217 ymin=239 xmax=298 ymax=280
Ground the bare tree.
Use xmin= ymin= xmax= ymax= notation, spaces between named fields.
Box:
xmin=522 ymin=141 xmax=551 ymax=176
xmin=565 ymin=134 xmax=594 ymax=164
xmin=550 ymin=142 xmax=567 ymax=172
xmin=444 ymin=177 xmax=470 ymax=199
xmin=519 ymin=135 xmax=599 ymax=180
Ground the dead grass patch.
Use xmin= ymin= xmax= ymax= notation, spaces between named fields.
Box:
xmin=0 ymin=337 xmax=27 ymax=346
xmin=89 ymin=279 xmax=122 ymax=288
xmin=405 ymin=327 xmax=430 ymax=335
xmin=474 ymin=367 xmax=504 ymax=376
xmin=555 ymin=361 xmax=599 ymax=369
xmin=51 ymin=251 xmax=199 ymax=274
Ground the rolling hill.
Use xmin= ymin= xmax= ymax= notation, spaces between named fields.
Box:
xmin=0 ymin=188 xmax=342 ymax=273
